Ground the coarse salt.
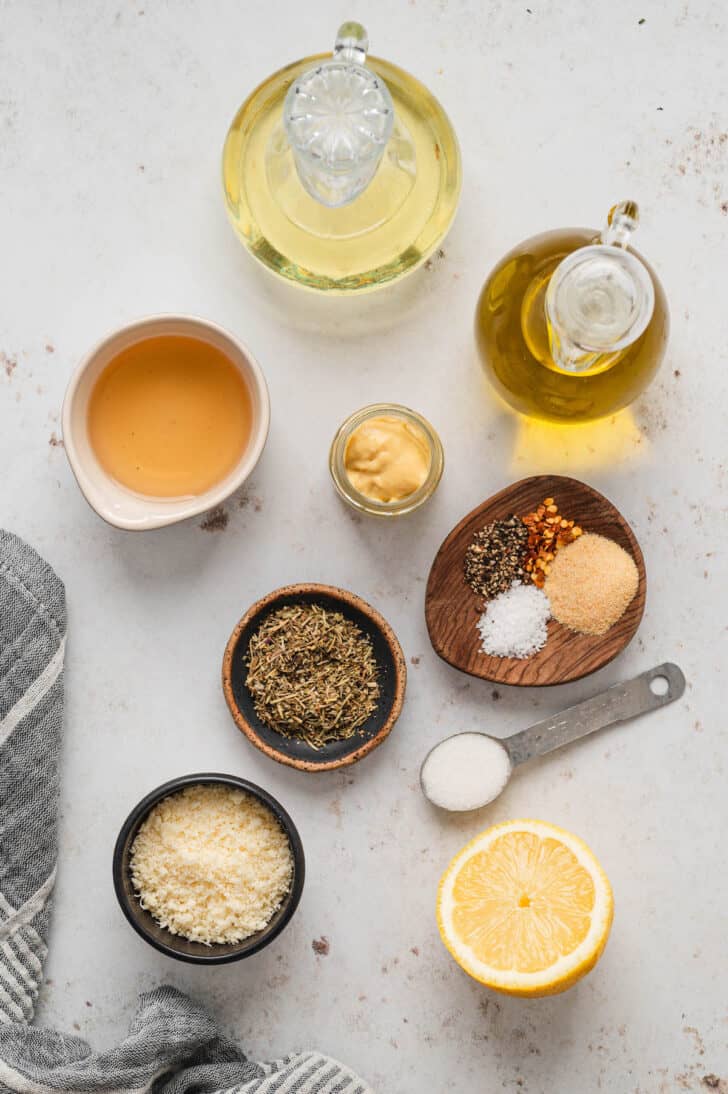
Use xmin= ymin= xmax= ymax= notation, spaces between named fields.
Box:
xmin=477 ymin=581 xmax=551 ymax=659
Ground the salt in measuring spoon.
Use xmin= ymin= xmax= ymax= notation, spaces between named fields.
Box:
xmin=420 ymin=662 xmax=686 ymax=812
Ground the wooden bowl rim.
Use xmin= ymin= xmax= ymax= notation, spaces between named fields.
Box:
xmin=425 ymin=474 xmax=646 ymax=687
xmin=222 ymin=582 xmax=407 ymax=771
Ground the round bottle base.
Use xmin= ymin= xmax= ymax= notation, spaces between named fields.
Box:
xmin=222 ymin=54 xmax=461 ymax=294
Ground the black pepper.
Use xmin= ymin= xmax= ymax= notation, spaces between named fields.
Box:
xmin=463 ymin=515 xmax=528 ymax=598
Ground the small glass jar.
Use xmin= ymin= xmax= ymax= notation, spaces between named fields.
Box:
xmin=329 ymin=403 xmax=444 ymax=517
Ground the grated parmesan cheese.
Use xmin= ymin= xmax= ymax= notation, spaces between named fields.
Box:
xmin=130 ymin=784 xmax=293 ymax=945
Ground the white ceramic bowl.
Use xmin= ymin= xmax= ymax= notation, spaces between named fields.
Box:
xmin=62 ymin=316 xmax=270 ymax=531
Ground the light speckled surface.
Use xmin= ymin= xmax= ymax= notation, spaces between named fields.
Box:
xmin=1 ymin=2 xmax=726 ymax=1090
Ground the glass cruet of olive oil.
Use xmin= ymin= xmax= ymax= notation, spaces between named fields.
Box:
xmin=475 ymin=202 xmax=669 ymax=422
xmin=222 ymin=22 xmax=461 ymax=293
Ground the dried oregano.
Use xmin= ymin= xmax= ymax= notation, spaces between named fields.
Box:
xmin=245 ymin=603 xmax=380 ymax=749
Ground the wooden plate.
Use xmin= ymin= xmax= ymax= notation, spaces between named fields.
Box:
xmin=222 ymin=583 xmax=407 ymax=771
xmin=425 ymin=476 xmax=646 ymax=686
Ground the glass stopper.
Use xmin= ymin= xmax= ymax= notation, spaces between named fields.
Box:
xmin=545 ymin=201 xmax=655 ymax=373
xmin=283 ymin=22 xmax=394 ymax=208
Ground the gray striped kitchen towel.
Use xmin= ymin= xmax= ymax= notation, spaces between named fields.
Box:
xmin=0 ymin=530 xmax=372 ymax=1094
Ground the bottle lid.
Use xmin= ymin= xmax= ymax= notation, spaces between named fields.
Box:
xmin=283 ymin=22 xmax=394 ymax=208
xmin=546 ymin=201 xmax=655 ymax=372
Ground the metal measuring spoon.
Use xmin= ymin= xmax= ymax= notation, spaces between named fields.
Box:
xmin=420 ymin=662 xmax=686 ymax=812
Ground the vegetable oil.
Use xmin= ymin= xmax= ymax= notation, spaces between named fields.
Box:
xmin=222 ymin=24 xmax=461 ymax=293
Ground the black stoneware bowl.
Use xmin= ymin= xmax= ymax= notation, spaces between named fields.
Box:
xmin=222 ymin=583 xmax=407 ymax=772
xmin=112 ymin=773 xmax=305 ymax=964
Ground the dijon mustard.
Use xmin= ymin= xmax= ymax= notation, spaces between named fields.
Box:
xmin=343 ymin=415 xmax=431 ymax=503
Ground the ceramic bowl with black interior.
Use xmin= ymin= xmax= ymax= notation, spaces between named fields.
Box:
xmin=112 ymin=773 xmax=305 ymax=964
xmin=222 ymin=583 xmax=407 ymax=772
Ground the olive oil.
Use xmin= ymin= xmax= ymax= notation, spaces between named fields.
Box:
xmin=88 ymin=335 xmax=252 ymax=497
xmin=222 ymin=53 xmax=461 ymax=293
xmin=476 ymin=226 xmax=669 ymax=423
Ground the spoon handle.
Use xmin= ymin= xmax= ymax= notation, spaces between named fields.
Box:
xmin=503 ymin=662 xmax=686 ymax=768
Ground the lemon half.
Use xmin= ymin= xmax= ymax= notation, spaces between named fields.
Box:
xmin=437 ymin=819 xmax=614 ymax=997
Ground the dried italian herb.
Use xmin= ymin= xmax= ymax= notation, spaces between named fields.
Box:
xmin=464 ymin=515 xmax=529 ymax=598
xmin=245 ymin=603 xmax=380 ymax=749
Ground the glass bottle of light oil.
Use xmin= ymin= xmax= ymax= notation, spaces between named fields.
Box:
xmin=475 ymin=202 xmax=669 ymax=422
xmin=222 ymin=22 xmax=461 ymax=293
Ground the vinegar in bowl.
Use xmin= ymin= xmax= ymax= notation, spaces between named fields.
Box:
xmin=87 ymin=334 xmax=253 ymax=498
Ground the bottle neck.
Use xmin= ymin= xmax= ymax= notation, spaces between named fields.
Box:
xmin=542 ymin=202 xmax=655 ymax=374
xmin=544 ymin=243 xmax=655 ymax=374
xmin=283 ymin=22 xmax=394 ymax=209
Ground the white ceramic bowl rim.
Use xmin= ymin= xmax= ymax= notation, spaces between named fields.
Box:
xmin=61 ymin=314 xmax=271 ymax=531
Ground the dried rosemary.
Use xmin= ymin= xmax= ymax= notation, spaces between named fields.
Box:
xmin=245 ymin=603 xmax=380 ymax=749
